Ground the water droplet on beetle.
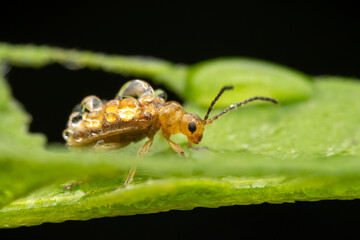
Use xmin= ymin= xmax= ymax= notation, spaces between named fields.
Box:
xmin=68 ymin=112 xmax=83 ymax=127
xmin=154 ymin=89 xmax=167 ymax=101
xmin=73 ymin=131 xmax=83 ymax=142
xmin=81 ymin=95 xmax=103 ymax=112
xmin=230 ymin=102 xmax=238 ymax=109
xmin=62 ymin=129 xmax=72 ymax=141
xmin=116 ymin=80 xmax=154 ymax=100
xmin=72 ymin=103 xmax=82 ymax=113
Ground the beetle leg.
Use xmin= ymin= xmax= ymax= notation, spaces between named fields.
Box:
xmin=162 ymin=132 xmax=185 ymax=157
xmin=122 ymin=137 xmax=154 ymax=188
xmin=137 ymin=137 xmax=154 ymax=157
xmin=123 ymin=166 xmax=137 ymax=188
xmin=167 ymin=139 xmax=185 ymax=156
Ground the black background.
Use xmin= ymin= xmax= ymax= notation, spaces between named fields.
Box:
xmin=1 ymin=1 xmax=360 ymax=239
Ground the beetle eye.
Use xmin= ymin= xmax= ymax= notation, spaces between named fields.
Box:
xmin=188 ymin=122 xmax=196 ymax=134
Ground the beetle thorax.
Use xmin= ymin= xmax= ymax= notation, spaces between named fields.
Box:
xmin=158 ymin=102 xmax=186 ymax=134
xmin=158 ymin=102 xmax=205 ymax=144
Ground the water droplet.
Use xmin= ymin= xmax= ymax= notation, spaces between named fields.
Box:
xmin=105 ymin=112 xmax=118 ymax=122
xmin=62 ymin=128 xmax=72 ymax=141
xmin=118 ymin=109 xmax=137 ymax=121
xmin=154 ymin=89 xmax=167 ymax=101
xmin=81 ymin=96 xmax=103 ymax=112
xmin=73 ymin=131 xmax=83 ymax=142
xmin=105 ymin=100 xmax=120 ymax=113
xmin=230 ymin=102 xmax=238 ymax=109
xmin=68 ymin=112 xmax=83 ymax=127
xmin=116 ymin=80 xmax=154 ymax=99
xmin=72 ymin=103 xmax=82 ymax=113
xmin=138 ymin=96 xmax=154 ymax=105
xmin=119 ymin=97 xmax=141 ymax=109
xmin=84 ymin=112 xmax=104 ymax=128
xmin=91 ymin=128 xmax=103 ymax=136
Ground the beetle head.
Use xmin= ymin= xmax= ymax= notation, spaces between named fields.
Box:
xmin=179 ymin=113 xmax=205 ymax=144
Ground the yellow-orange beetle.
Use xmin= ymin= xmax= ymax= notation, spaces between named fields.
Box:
xmin=63 ymin=79 xmax=278 ymax=186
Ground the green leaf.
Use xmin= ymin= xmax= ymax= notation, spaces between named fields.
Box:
xmin=0 ymin=42 xmax=188 ymax=94
xmin=1 ymin=43 xmax=360 ymax=228
xmin=0 ymin=74 xmax=120 ymax=208
xmin=0 ymin=43 xmax=312 ymax=103
xmin=186 ymin=57 xmax=313 ymax=106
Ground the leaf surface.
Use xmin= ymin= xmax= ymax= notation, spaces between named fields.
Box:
xmin=0 ymin=43 xmax=360 ymax=228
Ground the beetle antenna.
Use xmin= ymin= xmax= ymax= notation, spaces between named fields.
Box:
xmin=206 ymin=96 xmax=278 ymax=125
xmin=203 ymin=86 xmax=234 ymax=121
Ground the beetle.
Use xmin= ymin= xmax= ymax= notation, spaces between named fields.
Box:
xmin=63 ymin=79 xmax=278 ymax=186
